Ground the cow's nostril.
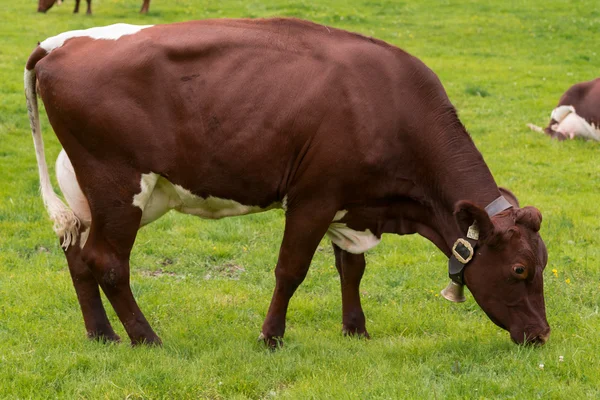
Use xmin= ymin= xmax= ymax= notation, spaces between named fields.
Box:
xmin=528 ymin=331 xmax=549 ymax=346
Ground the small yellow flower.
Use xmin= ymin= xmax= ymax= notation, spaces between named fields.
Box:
xmin=552 ymin=268 xmax=558 ymax=277
xmin=243 ymin=246 xmax=247 ymax=252
xmin=212 ymin=246 xmax=216 ymax=250
xmin=565 ymin=278 xmax=571 ymax=284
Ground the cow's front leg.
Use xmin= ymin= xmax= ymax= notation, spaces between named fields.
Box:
xmin=333 ymin=244 xmax=369 ymax=338
xmin=64 ymin=233 xmax=120 ymax=342
xmin=260 ymin=202 xmax=337 ymax=348
xmin=85 ymin=0 xmax=92 ymax=14
xmin=140 ymin=0 xmax=150 ymax=13
xmin=73 ymin=0 xmax=80 ymax=13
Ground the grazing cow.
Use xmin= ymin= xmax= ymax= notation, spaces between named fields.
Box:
xmin=528 ymin=78 xmax=600 ymax=141
xmin=25 ymin=19 xmax=550 ymax=347
xmin=37 ymin=0 xmax=151 ymax=14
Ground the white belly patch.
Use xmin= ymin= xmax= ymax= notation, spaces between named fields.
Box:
xmin=55 ymin=158 xmax=382 ymax=253
xmin=326 ymin=210 xmax=381 ymax=254
xmin=133 ymin=173 xmax=278 ymax=225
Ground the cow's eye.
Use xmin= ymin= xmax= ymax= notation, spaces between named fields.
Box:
xmin=512 ymin=265 xmax=528 ymax=279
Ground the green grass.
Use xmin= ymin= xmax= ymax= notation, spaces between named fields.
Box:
xmin=1 ymin=0 xmax=599 ymax=398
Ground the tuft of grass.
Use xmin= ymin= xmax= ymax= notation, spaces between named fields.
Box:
xmin=465 ymin=85 xmax=491 ymax=97
xmin=1 ymin=0 xmax=600 ymax=398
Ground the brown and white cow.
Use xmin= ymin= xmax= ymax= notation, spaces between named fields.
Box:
xmin=37 ymin=0 xmax=151 ymax=14
xmin=25 ymin=19 xmax=550 ymax=347
xmin=528 ymin=78 xmax=600 ymax=141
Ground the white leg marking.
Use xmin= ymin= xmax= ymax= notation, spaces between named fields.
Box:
xmin=40 ymin=24 xmax=154 ymax=53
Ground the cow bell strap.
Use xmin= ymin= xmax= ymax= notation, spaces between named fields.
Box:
xmin=448 ymin=195 xmax=513 ymax=284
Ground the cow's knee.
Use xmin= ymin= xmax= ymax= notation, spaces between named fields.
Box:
xmin=81 ymin=247 xmax=128 ymax=291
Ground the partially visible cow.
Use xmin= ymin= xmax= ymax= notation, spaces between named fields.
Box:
xmin=25 ymin=19 xmax=550 ymax=347
xmin=37 ymin=0 xmax=151 ymax=14
xmin=528 ymin=78 xmax=600 ymax=141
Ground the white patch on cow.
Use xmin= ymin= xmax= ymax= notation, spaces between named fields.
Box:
xmin=79 ymin=227 xmax=90 ymax=249
xmin=281 ymin=195 xmax=288 ymax=212
xmin=132 ymin=173 xmax=159 ymax=212
xmin=55 ymin=150 xmax=91 ymax=248
xmin=40 ymin=23 xmax=153 ymax=53
xmin=327 ymin=209 xmax=380 ymax=254
xmin=550 ymin=105 xmax=600 ymax=141
xmin=327 ymin=222 xmax=381 ymax=254
xmin=132 ymin=173 xmax=280 ymax=225
xmin=56 ymin=150 xmax=92 ymax=226
xmin=550 ymin=105 xmax=575 ymax=123
xmin=332 ymin=210 xmax=348 ymax=222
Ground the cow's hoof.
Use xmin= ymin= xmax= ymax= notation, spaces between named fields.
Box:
xmin=342 ymin=326 xmax=370 ymax=339
xmin=131 ymin=335 xmax=162 ymax=347
xmin=87 ymin=330 xmax=121 ymax=343
xmin=258 ymin=332 xmax=284 ymax=350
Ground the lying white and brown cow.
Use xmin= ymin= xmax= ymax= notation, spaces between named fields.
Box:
xmin=37 ymin=0 xmax=151 ymax=14
xmin=25 ymin=19 xmax=550 ymax=347
xmin=528 ymin=78 xmax=600 ymax=141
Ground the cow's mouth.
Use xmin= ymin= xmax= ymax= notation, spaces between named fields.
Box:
xmin=511 ymin=327 xmax=550 ymax=346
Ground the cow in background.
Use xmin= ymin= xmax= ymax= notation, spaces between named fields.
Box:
xmin=37 ymin=0 xmax=151 ymax=14
xmin=528 ymin=78 xmax=600 ymax=141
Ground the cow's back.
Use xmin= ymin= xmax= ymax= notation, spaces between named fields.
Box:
xmin=34 ymin=19 xmax=454 ymax=208
xmin=557 ymin=78 xmax=600 ymax=126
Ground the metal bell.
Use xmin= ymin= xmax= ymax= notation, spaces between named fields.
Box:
xmin=441 ymin=281 xmax=466 ymax=303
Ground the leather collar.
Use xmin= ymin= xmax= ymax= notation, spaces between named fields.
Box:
xmin=448 ymin=195 xmax=513 ymax=284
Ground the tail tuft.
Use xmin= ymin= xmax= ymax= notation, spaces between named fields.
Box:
xmin=526 ymin=123 xmax=544 ymax=133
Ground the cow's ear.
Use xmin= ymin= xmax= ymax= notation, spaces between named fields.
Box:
xmin=454 ymin=201 xmax=495 ymax=241
xmin=516 ymin=206 xmax=542 ymax=232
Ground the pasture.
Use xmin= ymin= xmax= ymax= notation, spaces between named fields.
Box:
xmin=1 ymin=0 xmax=599 ymax=398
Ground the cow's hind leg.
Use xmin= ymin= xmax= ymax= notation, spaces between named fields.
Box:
xmin=260 ymin=200 xmax=337 ymax=348
xmin=56 ymin=151 xmax=119 ymax=341
xmin=75 ymin=168 xmax=160 ymax=345
xmin=333 ymin=244 xmax=369 ymax=338
xmin=64 ymin=236 xmax=120 ymax=342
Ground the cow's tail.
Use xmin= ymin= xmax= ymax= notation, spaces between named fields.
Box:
xmin=24 ymin=50 xmax=80 ymax=250
xmin=526 ymin=123 xmax=545 ymax=133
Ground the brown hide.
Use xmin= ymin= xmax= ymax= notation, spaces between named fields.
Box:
xmin=26 ymin=18 xmax=549 ymax=346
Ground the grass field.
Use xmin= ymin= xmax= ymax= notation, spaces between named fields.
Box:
xmin=1 ymin=0 xmax=599 ymax=398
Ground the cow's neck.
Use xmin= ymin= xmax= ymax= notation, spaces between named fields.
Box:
xmin=415 ymin=124 xmax=501 ymax=248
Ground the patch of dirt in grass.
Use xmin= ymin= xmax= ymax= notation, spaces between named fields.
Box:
xmin=204 ymin=263 xmax=245 ymax=280
xmin=139 ymin=268 xmax=183 ymax=278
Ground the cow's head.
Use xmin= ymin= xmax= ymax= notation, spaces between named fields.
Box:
xmin=454 ymin=201 xmax=550 ymax=345
xmin=37 ymin=0 xmax=57 ymax=12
